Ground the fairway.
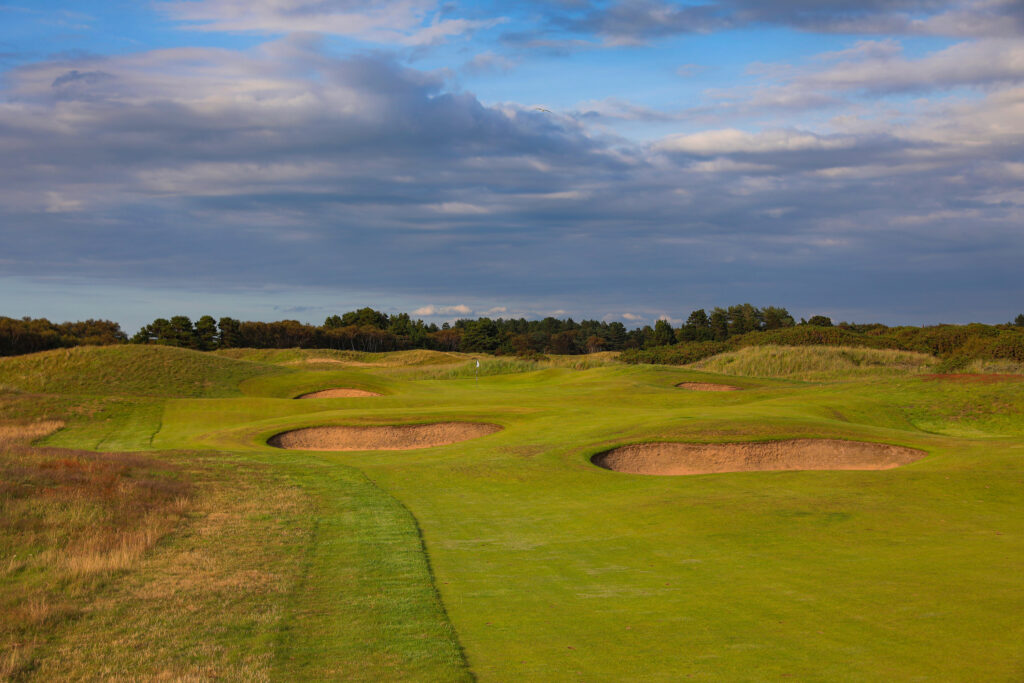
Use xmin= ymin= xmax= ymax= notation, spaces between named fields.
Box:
xmin=4 ymin=347 xmax=1023 ymax=680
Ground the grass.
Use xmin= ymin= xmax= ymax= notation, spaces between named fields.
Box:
xmin=380 ymin=352 xmax=622 ymax=380
xmin=0 ymin=345 xmax=287 ymax=397
xmin=964 ymin=357 xmax=1024 ymax=374
xmin=215 ymin=347 xmax=467 ymax=367
xmin=690 ymin=344 xmax=937 ymax=380
xmin=3 ymin=346 xmax=1023 ymax=680
xmin=0 ymin=421 xmax=195 ymax=678
xmin=1 ymin=381 xmax=468 ymax=680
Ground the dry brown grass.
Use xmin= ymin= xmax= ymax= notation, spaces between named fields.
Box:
xmin=1 ymin=419 xmax=197 ymax=677
xmin=0 ymin=420 xmax=64 ymax=446
xmin=27 ymin=455 xmax=312 ymax=680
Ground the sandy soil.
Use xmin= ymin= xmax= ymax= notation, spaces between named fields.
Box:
xmin=592 ymin=439 xmax=925 ymax=475
xmin=296 ymin=388 xmax=382 ymax=398
xmin=268 ymin=422 xmax=501 ymax=451
xmin=676 ymin=382 xmax=741 ymax=391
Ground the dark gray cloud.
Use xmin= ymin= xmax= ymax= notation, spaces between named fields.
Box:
xmin=526 ymin=0 xmax=1024 ymax=44
xmin=0 ymin=39 xmax=1022 ymax=324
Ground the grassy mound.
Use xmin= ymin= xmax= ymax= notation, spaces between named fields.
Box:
xmin=0 ymin=345 xmax=286 ymax=397
xmin=689 ymin=344 xmax=936 ymax=380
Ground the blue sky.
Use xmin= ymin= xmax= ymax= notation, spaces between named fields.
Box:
xmin=1 ymin=0 xmax=1022 ymax=332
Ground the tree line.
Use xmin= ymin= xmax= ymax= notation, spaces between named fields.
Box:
xmin=0 ymin=317 xmax=127 ymax=356
xmin=125 ymin=304 xmax=811 ymax=355
xmin=2 ymin=306 xmax=1023 ymax=360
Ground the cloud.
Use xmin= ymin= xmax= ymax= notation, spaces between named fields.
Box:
xmin=1 ymin=34 xmax=1022 ymax=325
xmin=430 ymin=202 xmax=492 ymax=215
xmin=413 ymin=304 xmax=472 ymax=316
xmin=558 ymin=1 xmax=730 ymax=45
xmin=800 ymin=38 xmax=1024 ymax=94
xmin=672 ymin=37 xmax=1024 ymax=126
xmin=533 ymin=0 xmax=1024 ymax=46
xmin=159 ymin=0 xmax=503 ymax=46
xmin=462 ymin=51 xmax=517 ymax=75
xmin=574 ymin=96 xmax=684 ymax=122
xmin=44 ymin=192 xmax=83 ymax=213
xmin=656 ymin=128 xmax=857 ymax=155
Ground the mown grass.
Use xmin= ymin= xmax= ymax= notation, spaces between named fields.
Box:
xmin=690 ymin=344 xmax=937 ymax=380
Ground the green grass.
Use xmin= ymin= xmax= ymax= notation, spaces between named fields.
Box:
xmin=4 ymin=346 xmax=1023 ymax=680
xmin=0 ymin=345 xmax=287 ymax=398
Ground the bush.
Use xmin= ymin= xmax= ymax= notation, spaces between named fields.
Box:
xmin=621 ymin=341 xmax=727 ymax=365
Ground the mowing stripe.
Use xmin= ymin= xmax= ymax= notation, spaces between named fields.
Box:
xmin=272 ymin=458 xmax=473 ymax=682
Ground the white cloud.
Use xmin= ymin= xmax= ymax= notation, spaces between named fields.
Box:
xmin=803 ymin=39 xmax=1024 ymax=94
xmin=413 ymin=304 xmax=472 ymax=316
xmin=159 ymin=0 xmax=502 ymax=46
xmin=429 ymin=202 xmax=493 ymax=215
xmin=657 ymin=128 xmax=855 ymax=155
xmin=44 ymin=191 xmax=83 ymax=213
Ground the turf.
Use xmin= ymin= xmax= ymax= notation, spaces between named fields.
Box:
xmin=0 ymin=345 xmax=287 ymax=397
xmin=5 ymin=346 xmax=1023 ymax=679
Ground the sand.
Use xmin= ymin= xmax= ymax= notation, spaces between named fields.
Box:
xmin=676 ymin=382 xmax=741 ymax=391
xmin=296 ymin=388 xmax=382 ymax=398
xmin=592 ymin=439 xmax=925 ymax=475
xmin=268 ymin=422 xmax=501 ymax=451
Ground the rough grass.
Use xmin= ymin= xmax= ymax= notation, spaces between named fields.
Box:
xmin=20 ymin=453 xmax=313 ymax=681
xmin=689 ymin=344 xmax=937 ymax=380
xmin=382 ymin=352 xmax=621 ymax=380
xmin=0 ymin=422 xmax=195 ymax=678
xmin=1 ymin=403 xmax=470 ymax=680
xmin=0 ymin=345 xmax=286 ymax=398
xmin=216 ymin=347 xmax=467 ymax=367
xmin=964 ymin=358 xmax=1024 ymax=374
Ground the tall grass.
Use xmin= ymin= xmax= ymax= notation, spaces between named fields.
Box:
xmin=689 ymin=344 xmax=937 ymax=380
xmin=963 ymin=358 xmax=1024 ymax=374
xmin=1 ymin=420 xmax=195 ymax=676
xmin=216 ymin=347 xmax=467 ymax=366
xmin=383 ymin=353 xmax=621 ymax=380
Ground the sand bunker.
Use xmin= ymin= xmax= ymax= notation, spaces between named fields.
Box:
xmin=592 ymin=439 xmax=924 ymax=475
xmin=296 ymin=388 xmax=382 ymax=399
xmin=268 ymin=422 xmax=501 ymax=451
xmin=676 ymin=382 xmax=740 ymax=392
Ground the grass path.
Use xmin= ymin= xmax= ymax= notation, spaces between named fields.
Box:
xmin=268 ymin=455 xmax=472 ymax=681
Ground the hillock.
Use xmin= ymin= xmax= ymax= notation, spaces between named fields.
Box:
xmin=0 ymin=345 xmax=286 ymax=397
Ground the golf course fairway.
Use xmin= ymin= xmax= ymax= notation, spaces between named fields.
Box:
xmin=2 ymin=346 xmax=1022 ymax=680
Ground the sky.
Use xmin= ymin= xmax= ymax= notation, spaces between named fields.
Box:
xmin=1 ymin=0 xmax=1022 ymax=333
